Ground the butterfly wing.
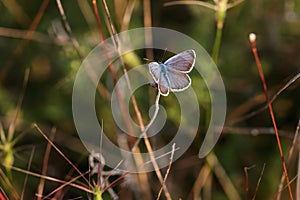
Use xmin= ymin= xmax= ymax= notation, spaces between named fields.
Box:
xmin=158 ymin=72 xmax=169 ymax=96
xmin=167 ymin=68 xmax=191 ymax=92
xmin=148 ymin=62 xmax=160 ymax=83
xmin=149 ymin=62 xmax=169 ymax=96
xmin=164 ymin=49 xmax=196 ymax=73
xmin=149 ymin=50 xmax=196 ymax=95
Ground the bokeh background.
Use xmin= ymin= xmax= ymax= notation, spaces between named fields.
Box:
xmin=0 ymin=0 xmax=299 ymax=199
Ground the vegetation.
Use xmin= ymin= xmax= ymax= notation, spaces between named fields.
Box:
xmin=0 ymin=0 xmax=299 ymax=199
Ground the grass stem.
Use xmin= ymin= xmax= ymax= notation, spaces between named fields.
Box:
xmin=249 ymin=33 xmax=294 ymax=200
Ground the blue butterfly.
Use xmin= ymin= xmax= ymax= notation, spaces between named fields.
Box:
xmin=148 ymin=50 xmax=196 ymax=96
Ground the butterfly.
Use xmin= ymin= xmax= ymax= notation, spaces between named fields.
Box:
xmin=148 ymin=49 xmax=196 ymax=96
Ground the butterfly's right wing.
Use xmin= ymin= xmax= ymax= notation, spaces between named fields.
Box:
xmin=148 ymin=62 xmax=160 ymax=83
xmin=164 ymin=49 xmax=196 ymax=73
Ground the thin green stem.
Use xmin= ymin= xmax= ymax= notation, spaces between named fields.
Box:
xmin=212 ymin=0 xmax=227 ymax=64
xmin=212 ymin=25 xmax=223 ymax=64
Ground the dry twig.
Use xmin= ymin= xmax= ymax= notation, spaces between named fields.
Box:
xmin=249 ymin=33 xmax=293 ymax=200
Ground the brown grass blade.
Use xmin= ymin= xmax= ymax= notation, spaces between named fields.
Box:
xmin=249 ymin=33 xmax=293 ymax=200
xmin=34 ymin=124 xmax=91 ymax=188
xmin=277 ymin=119 xmax=300 ymax=199
xmin=36 ymin=127 xmax=56 ymax=200
xmin=156 ymin=143 xmax=176 ymax=200
xmin=252 ymin=164 xmax=265 ymax=200
xmin=21 ymin=147 xmax=35 ymax=200
xmin=8 ymin=68 xmax=30 ymax=142
xmin=207 ymin=153 xmax=241 ymax=200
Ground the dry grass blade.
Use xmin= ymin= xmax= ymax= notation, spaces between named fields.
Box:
xmin=0 ymin=168 xmax=19 ymax=199
xmin=42 ymin=155 xmax=88 ymax=199
xmin=203 ymin=173 xmax=213 ymax=199
xmin=244 ymin=167 xmax=249 ymax=200
xmin=222 ymin=126 xmax=295 ymax=139
xmin=0 ymin=27 xmax=61 ymax=44
xmin=7 ymin=68 xmax=30 ymax=142
xmin=130 ymin=93 xmax=161 ymax=152
xmin=21 ymin=147 xmax=35 ymax=200
xmin=36 ymin=127 xmax=56 ymax=200
xmin=297 ymin=139 xmax=300 ymax=200
xmin=164 ymin=0 xmax=244 ymax=10
xmin=139 ymin=123 xmax=171 ymax=199
xmin=276 ymin=174 xmax=299 ymax=197
xmin=101 ymin=0 xmax=144 ymax=130
xmin=120 ymin=0 xmax=137 ymax=31
xmin=227 ymin=0 xmax=245 ymax=9
xmin=164 ymin=0 xmax=216 ymax=10
xmin=103 ymin=172 xmax=129 ymax=192
xmin=277 ymin=118 xmax=300 ymax=199
xmin=92 ymin=0 xmax=134 ymax=135
xmin=143 ymin=0 xmax=153 ymax=59
xmin=55 ymin=0 xmax=83 ymax=58
xmin=244 ymin=165 xmax=256 ymax=200
xmin=41 ymin=170 xmax=91 ymax=199
xmin=77 ymin=0 xmax=98 ymax=32
xmin=97 ymin=122 xmax=104 ymax=189
xmin=1 ymin=0 xmax=31 ymax=26
xmin=142 ymin=146 xmax=180 ymax=167
xmin=34 ymin=124 xmax=91 ymax=188
xmin=156 ymin=143 xmax=176 ymax=200
xmin=117 ymin=133 xmax=152 ymax=199
xmin=249 ymin=33 xmax=293 ymax=200
xmin=101 ymin=0 xmax=119 ymax=48
xmin=4 ymin=164 xmax=92 ymax=194
xmin=207 ymin=153 xmax=241 ymax=200
xmin=55 ymin=0 xmax=109 ymax=99
xmin=230 ymin=72 xmax=300 ymax=124
xmin=252 ymin=164 xmax=265 ymax=200
xmin=100 ymin=0 xmax=171 ymax=198
xmin=92 ymin=0 xmax=106 ymax=41
xmin=92 ymin=9 xmax=141 ymax=193
xmin=0 ymin=0 xmax=50 ymax=82
xmin=100 ymin=0 xmax=145 ymax=129
xmin=192 ymin=164 xmax=211 ymax=199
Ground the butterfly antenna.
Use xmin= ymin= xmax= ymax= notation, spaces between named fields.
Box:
xmin=160 ymin=48 xmax=168 ymax=62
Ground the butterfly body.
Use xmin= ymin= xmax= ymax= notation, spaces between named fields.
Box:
xmin=159 ymin=63 xmax=168 ymax=78
xmin=148 ymin=50 xmax=196 ymax=96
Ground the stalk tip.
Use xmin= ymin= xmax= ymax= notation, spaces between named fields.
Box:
xmin=249 ymin=33 xmax=256 ymax=43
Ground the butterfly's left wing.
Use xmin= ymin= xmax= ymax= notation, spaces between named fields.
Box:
xmin=149 ymin=62 xmax=169 ymax=96
xmin=167 ymin=68 xmax=191 ymax=92
xmin=164 ymin=49 xmax=196 ymax=73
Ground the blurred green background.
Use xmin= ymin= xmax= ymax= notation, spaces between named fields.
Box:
xmin=0 ymin=0 xmax=299 ymax=199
